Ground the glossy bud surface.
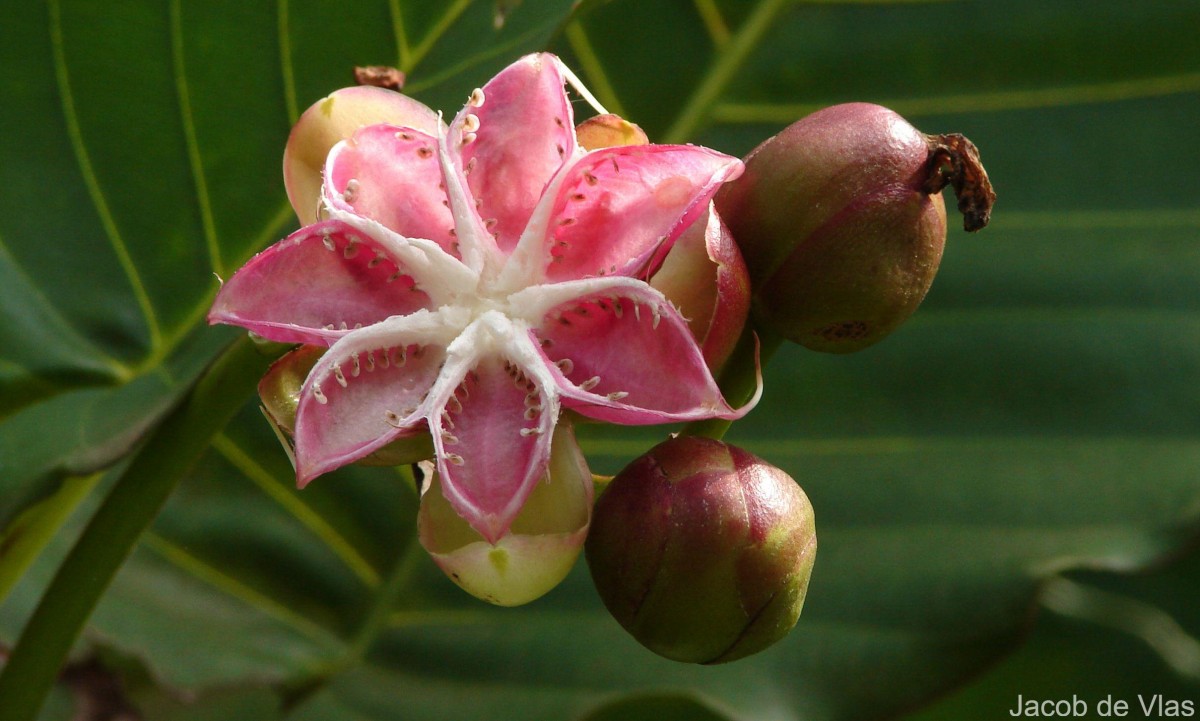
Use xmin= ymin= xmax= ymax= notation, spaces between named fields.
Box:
xmin=586 ymin=436 xmax=816 ymax=664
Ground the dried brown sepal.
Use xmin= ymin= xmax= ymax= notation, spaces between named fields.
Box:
xmin=922 ymin=133 xmax=996 ymax=232
xmin=354 ymin=65 xmax=406 ymax=91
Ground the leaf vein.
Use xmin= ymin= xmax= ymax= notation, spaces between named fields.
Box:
xmin=140 ymin=531 xmax=339 ymax=645
xmin=403 ymin=0 xmax=473 ymax=76
xmin=213 ymin=433 xmax=382 ymax=589
xmin=389 ymin=0 xmax=412 ymax=71
xmin=693 ymin=0 xmax=731 ymax=48
xmin=170 ymin=0 xmax=223 ymax=279
xmin=711 ymin=72 xmax=1200 ymax=124
xmin=564 ymin=20 xmax=628 ymax=118
xmin=278 ymin=0 xmax=300 ymax=124
xmin=662 ymin=0 xmax=790 ymax=143
xmin=48 ymin=0 xmax=162 ymax=351
xmin=0 ymin=230 xmax=130 ymax=379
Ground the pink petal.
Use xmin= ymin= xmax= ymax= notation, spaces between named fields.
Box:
xmin=649 ymin=204 xmax=750 ymax=371
xmin=293 ymin=314 xmax=452 ymax=485
xmin=324 ymin=124 xmax=460 ymax=259
xmin=428 ymin=348 xmax=558 ymax=544
xmin=530 ymin=281 xmax=748 ymax=424
xmin=284 ymin=86 xmax=442 ymax=225
xmin=451 ymin=53 xmax=575 ymax=254
xmin=208 ymin=220 xmax=432 ymax=345
xmin=542 ymin=145 xmax=742 ymax=282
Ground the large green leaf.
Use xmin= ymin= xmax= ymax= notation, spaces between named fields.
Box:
xmin=2 ymin=0 xmax=1199 ymax=720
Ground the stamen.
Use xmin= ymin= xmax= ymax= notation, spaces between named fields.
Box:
xmin=368 ymin=252 xmax=384 ymax=268
xmin=613 ymin=301 xmax=623 ymax=318
xmin=468 ymin=88 xmax=485 ymax=107
xmin=448 ymin=395 xmax=463 ymax=414
xmin=417 ymin=146 xmax=434 ymax=159
xmin=351 ymin=355 xmax=361 ymax=377
xmin=441 ymin=430 xmax=459 ymax=445
xmin=462 ymin=113 xmax=480 ymax=133
xmin=579 ymin=376 xmax=601 ymax=391
xmin=553 ymin=56 xmax=610 ymax=116
xmin=342 ymin=179 xmax=360 ymax=203
xmin=333 ymin=366 xmax=348 ymax=388
xmin=384 ymin=410 xmax=403 ymax=427
xmin=523 ymin=407 xmax=541 ymax=421
xmin=555 ymin=358 xmax=574 ymax=375
xmin=652 ymin=306 xmax=662 ymax=329
xmin=465 ymin=157 xmax=477 ymax=175
xmin=343 ymin=238 xmax=359 ymax=259
xmin=394 ymin=347 xmax=407 ymax=367
xmin=461 ymin=132 xmax=478 ymax=145
xmin=397 ymin=131 xmax=414 ymax=141
xmin=312 ymin=385 xmax=328 ymax=404
xmin=441 ymin=409 xmax=456 ymax=429
xmin=633 ymin=303 xmax=641 ymax=322
xmin=519 ymin=427 xmax=543 ymax=437
xmin=584 ymin=172 xmax=598 ymax=186
xmin=366 ymin=351 xmax=376 ymax=372
xmin=322 ymin=234 xmax=336 ymax=252
xmin=446 ymin=453 xmax=465 ymax=466
xmin=387 ymin=270 xmax=402 ymax=283
xmin=606 ymin=391 xmax=629 ymax=402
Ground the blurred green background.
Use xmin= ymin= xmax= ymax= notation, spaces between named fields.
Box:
xmin=1 ymin=1 xmax=1198 ymax=719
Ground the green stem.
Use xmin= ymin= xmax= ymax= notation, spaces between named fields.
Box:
xmin=661 ymin=0 xmax=790 ymax=143
xmin=682 ymin=322 xmax=783 ymax=440
xmin=283 ymin=466 xmax=421 ymax=709
xmin=0 ymin=335 xmax=269 ymax=721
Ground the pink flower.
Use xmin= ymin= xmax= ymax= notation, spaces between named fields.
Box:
xmin=209 ymin=53 xmax=753 ymax=542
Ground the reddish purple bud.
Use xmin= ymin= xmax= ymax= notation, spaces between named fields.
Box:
xmin=716 ymin=103 xmax=994 ymax=353
xmin=585 ymin=436 xmax=816 ymax=664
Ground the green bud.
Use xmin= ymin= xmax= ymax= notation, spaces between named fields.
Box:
xmin=585 ymin=436 xmax=816 ymax=664
xmin=419 ymin=420 xmax=593 ymax=606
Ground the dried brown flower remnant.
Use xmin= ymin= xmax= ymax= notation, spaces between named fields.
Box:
xmin=354 ymin=65 xmax=405 ymax=91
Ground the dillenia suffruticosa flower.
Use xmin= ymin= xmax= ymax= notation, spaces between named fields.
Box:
xmin=208 ymin=54 xmax=757 ymax=598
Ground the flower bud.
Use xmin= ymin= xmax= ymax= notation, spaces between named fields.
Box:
xmin=716 ymin=102 xmax=994 ymax=353
xmin=283 ymin=85 xmax=442 ymax=225
xmin=586 ymin=436 xmax=816 ymax=664
xmin=575 ymin=113 xmax=649 ymax=151
xmin=419 ymin=420 xmax=593 ymax=606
